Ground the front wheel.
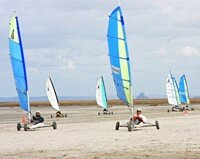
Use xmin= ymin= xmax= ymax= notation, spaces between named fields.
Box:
xmin=115 ymin=121 xmax=120 ymax=130
xmin=191 ymin=108 xmax=194 ymax=111
xmin=65 ymin=114 xmax=67 ymax=117
xmin=127 ymin=122 xmax=132 ymax=132
xmin=52 ymin=121 xmax=57 ymax=129
xmin=155 ymin=121 xmax=160 ymax=130
xmin=24 ymin=123 xmax=28 ymax=131
xmin=17 ymin=123 xmax=21 ymax=131
xmin=98 ymin=112 xmax=100 ymax=115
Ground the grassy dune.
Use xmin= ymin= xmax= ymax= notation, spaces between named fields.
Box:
xmin=0 ymin=98 xmax=200 ymax=107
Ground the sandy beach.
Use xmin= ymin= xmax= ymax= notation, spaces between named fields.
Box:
xmin=0 ymin=104 xmax=200 ymax=159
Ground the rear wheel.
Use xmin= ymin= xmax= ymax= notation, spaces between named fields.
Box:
xmin=115 ymin=121 xmax=120 ymax=130
xmin=155 ymin=121 xmax=160 ymax=130
xmin=127 ymin=122 xmax=132 ymax=132
xmin=65 ymin=114 xmax=67 ymax=117
xmin=167 ymin=109 xmax=169 ymax=113
xmin=191 ymin=108 xmax=194 ymax=111
xmin=24 ymin=123 xmax=28 ymax=131
xmin=111 ymin=112 xmax=113 ymax=115
xmin=98 ymin=112 xmax=100 ymax=115
xmin=52 ymin=121 xmax=57 ymax=129
xmin=17 ymin=123 xmax=21 ymax=131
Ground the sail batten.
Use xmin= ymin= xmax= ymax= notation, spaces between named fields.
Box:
xmin=107 ymin=6 xmax=133 ymax=107
xmin=9 ymin=14 xmax=30 ymax=113
xmin=46 ymin=77 xmax=60 ymax=112
xmin=96 ymin=77 xmax=108 ymax=110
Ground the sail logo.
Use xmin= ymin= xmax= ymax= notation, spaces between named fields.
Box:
xmin=111 ymin=65 xmax=120 ymax=74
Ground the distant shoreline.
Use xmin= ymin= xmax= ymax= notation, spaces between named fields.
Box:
xmin=0 ymin=98 xmax=200 ymax=107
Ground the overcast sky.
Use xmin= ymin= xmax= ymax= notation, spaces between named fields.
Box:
xmin=0 ymin=0 xmax=199 ymax=99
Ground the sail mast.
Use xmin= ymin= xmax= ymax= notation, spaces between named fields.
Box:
xmin=118 ymin=0 xmax=121 ymax=6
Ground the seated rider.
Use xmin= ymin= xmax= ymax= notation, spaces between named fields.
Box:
xmin=131 ymin=108 xmax=146 ymax=125
xmin=31 ymin=111 xmax=44 ymax=124
xmin=56 ymin=111 xmax=63 ymax=117
xmin=103 ymin=108 xmax=108 ymax=113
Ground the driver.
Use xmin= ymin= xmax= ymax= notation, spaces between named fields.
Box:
xmin=31 ymin=111 xmax=44 ymax=124
xmin=131 ymin=108 xmax=147 ymax=125
xmin=56 ymin=111 xmax=63 ymax=117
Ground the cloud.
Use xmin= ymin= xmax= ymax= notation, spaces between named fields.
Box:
xmin=155 ymin=47 xmax=166 ymax=55
xmin=178 ymin=46 xmax=200 ymax=56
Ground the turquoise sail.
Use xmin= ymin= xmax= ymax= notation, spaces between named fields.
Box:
xmin=179 ymin=75 xmax=190 ymax=104
xmin=107 ymin=6 xmax=133 ymax=106
xmin=96 ymin=76 xmax=108 ymax=110
xmin=9 ymin=14 xmax=30 ymax=113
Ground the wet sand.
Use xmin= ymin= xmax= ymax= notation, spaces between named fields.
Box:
xmin=0 ymin=104 xmax=200 ymax=159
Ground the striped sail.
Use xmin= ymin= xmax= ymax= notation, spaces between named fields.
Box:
xmin=9 ymin=14 xmax=30 ymax=113
xmin=46 ymin=77 xmax=60 ymax=111
xmin=95 ymin=76 xmax=108 ymax=110
xmin=166 ymin=73 xmax=180 ymax=106
xmin=107 ymin=6 xmax=133 ymax=106
xmin=179 ymin=75 xmax=190 ymax=104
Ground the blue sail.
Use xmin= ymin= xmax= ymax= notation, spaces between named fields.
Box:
xmin=9 ymin=14 xmax=30 ymax=112
xmin=107 ymin=6 xmax=133 ymax=106
xmin=179 ymin=75 xmax=190 ymax=104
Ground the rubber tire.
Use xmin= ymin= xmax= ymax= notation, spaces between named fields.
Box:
xmin=191 ymin=108 xmax=194 ymax=111
xmin=24 ymin=123 xmax=28 ymax=131
xmin=65 ymin=114 xmax=67 ymax=117
xmin=127 ymin=122 xmax=132 ymax=132
xmin=17 ymin=123 xmax=21 ymax=131
xmin=155 ymin=121 xmax=160 ymax=130
xmin=167 ymin=109 xmax=169 ymax=113
xmin=111 ymin=112 xmax=113 ymax=115
xmin=51 ymin=115 xmax=53 ymax=118
xmin=115 ymin=121 xmax=120 ymax=130
xmin=98 ymin=112 xmax=100 ymax=115
xmin=52 ymin=121 xmax=57 ymax=129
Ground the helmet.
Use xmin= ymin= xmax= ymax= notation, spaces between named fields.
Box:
xmin=36 ymin=111 xmax=40 ymax=115
xmin=137 ymin=108 xmax=142 ymax=112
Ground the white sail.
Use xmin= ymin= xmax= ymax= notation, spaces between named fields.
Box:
xmin=95 ymin=77 xmax=108 ymax=110
xmin=166 ymin=73 xmax=180 ymax=106
xmin=46 ymin=77 xmax=60 ymax=111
